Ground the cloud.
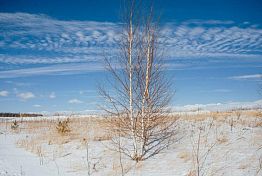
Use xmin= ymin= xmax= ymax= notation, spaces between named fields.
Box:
xmin=17 ymin=92 xmax=35 ymax=100
xmin=212 ymin=89 xmax=231 ymax=93
xmin=0 ymin=12 xmax=261 ymax=77
xmin=0 ymin=13 xmax=261 ymax=63
xmin=0 ymin=12 xmax=119 ymax=64
xmin=49 ymin=92 xmax=56 ymax=99
xmin=0 ymin=53 xmax=107 ymax=64
xmin=162 ymin=23 xmax=262 ymax=59
xmin=33 ymin=104 xmax=42 ymax=108
xmin=0 ymin=90 xmax=9 ymax=96
xmin=172 ymin=99 xmax=262 ymax=112
xmin=68 ymin=99 xmax=83 ymax=104
xmin=5 ymin=81 xmax=32 ymax=87
xmin=0 ymin=63 xmax=104 ymax=78
xmin=229 ymin=74 xmax=262 ymax=80
xmin=199 ymin=89 xmax=232 ymax=93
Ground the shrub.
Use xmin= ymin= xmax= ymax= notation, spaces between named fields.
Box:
xmin=56 ymin=118 xmax=70 ymax=134
xmin=11 ymin=120 xmax=19 ymax=130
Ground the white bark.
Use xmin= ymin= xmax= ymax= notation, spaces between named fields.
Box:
xmin=141 ymin=30 xmax=152 ymax=155
xmin=128 ymin=9 xmax=138 ymax=158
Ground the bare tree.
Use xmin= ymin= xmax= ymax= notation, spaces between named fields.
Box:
xmin=99 ymin=0 xmax=176 ymax=162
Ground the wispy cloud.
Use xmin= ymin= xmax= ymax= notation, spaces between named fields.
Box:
xmin=0 ymin=12 xmax=119 ymax=64
xmin=0 ymin=90 xmax=9 ymax=96
xmin=172 ymin=99 xmax=262 ymax=112
xmin=0 ymin=54 xmax=106 ymax=64
xmin=33 ymin=104 xmax=42 ymax=108
xmin=229 ymin=74 xmax=262 ymax=80
xmin=17 ymin=92 xmax=35 ymax=100
xmin=68 ymin=99 xmax=83 ymax=104
xmin=0 ymin=63 xmax=104 ymax=78
xmin=49 ymin=92 xmax=56 ymax=99
xmin=200 ymin=89 xmax=232 ymax=93
xmin=212 ymin=89 xmax=231 ymax=93
xmin=162 ymin=22 xmax=262 ymax=59
xmin=0 ymin=13 xmax=261 ymax=60
xmin=0 ymin=12 xmax=261 ymax=77
xmin=5 ymin=81 xmax=32 ymax=87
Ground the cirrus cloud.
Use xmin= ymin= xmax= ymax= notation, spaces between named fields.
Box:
xmin=229 ymin=74 xmax=262 ymax=80
xmin=0 ymin=90 xmax=9 ymax=96
xmin=17 ymin=92 xmax=35 ymax=100
xmin=49 ymin=92 xmax=56 ymax=99
xmin=68 ymin=98 xmax=83 ymax=104
xmin=0 ymin=12 xmax=261 ymax=78
xmin=0 ymin=12 xmax=261 ymax=64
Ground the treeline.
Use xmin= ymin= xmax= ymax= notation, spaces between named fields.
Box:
xmin=0 ymin=113 xmax=43 ymax=117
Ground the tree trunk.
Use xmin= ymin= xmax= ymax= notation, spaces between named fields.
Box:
xmin=128 ymin=12 xmax=138 ymax=158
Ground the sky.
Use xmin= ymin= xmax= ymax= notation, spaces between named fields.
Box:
xmin=0 ymin=0 xmax=262 ymax=114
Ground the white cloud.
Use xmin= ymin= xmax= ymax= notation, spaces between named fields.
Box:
xmin=0 ymin=90 xmax=9 ymax=96
xmin=0 ymin=54 xmax=107 ymax=64
xmin=0 ymin=13 xmax=119 ymax=64
xmin=162 ymin=22 xmax=262 ymax=59
xmin=33 ymin=104 xmax=42 ymax=108
xmin=199 ymin=89 xmax=232 ymax=93
xmin=212 ymin=89 xmax=231 ymax=93
xmin=49 ymin=92 xmax=56 ymax=99
xmin=68 ymin=99 xmax=83 ymax=104
xmin=17 ymin=92 xmax=35 ymax=100
xmin=0 ymin=12 xmax=261 ymax=78
xmin=0 ymin=12 xmax=261 ymax=66
xmin=0 ymin=63 xmax=104 ymax=78
xmin=172 ymin=99 xmax=262 ymax=112
xmin=229 ymin=74 xmax=262 ymax=80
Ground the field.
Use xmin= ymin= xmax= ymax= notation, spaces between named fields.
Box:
xmin=0 ymin=110 xmax=262 ymax=176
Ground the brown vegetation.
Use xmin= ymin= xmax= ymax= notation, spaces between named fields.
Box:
xmin=56 ymin=118 xmax=71 ymax=134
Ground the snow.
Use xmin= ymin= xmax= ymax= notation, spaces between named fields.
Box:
xmin=0 ymin=112 xmax=261 ymax=176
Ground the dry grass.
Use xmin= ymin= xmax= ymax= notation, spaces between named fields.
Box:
xmin=217 ymin=134 xmax=229 ymax=144
xmin=11 ymin=120 xmax=19 ymax=130
xmin=238 ymin=163 xmax=249 ymax=170
xmin=12 ymin=110 xmax=260 ymax=152
xmin=254 ymin=120 xmax=262 ymax=127
xmin=11 ymin=116 xmax=114 ymax=160
xmin=1 ymin=110 xmax=261 ymax=175
xmin=56 ymin=118 xmax=70 ymax=134
xmin=93 ymin=134 xmax=112 ymax=141
xmin=3 ymin=110 xmax=261 ymax=150
xmin=178 ymin=111 xmax=233 ymax=122
xmin=178 ymin=110 xmax=262 ymax=128
xmin=178 ymin=151 xmax=191 ymax=162
xmin=187 ymin=170 xmax=196 ymax=176
xmin=16 ymin=138 xmax=46 ymax=160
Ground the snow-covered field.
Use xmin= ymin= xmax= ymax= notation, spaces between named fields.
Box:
xmin=0 ymin=110 xmax=261 ymax=176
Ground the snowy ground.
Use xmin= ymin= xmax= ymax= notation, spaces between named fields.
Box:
xmin=0 ymin=110 xmax=261 ymax=176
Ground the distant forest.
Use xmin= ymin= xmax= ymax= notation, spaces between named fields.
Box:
xmin=0 ymin=113 xmax=43 ymax=117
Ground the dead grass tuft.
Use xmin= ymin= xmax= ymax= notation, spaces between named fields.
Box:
xmin=217 ymin=134 xmax=229 ymax=144
xmin=187 ymin=170 xmax=196 ymax=176
xmin=178 ymin=151 xmax=191 ymax=162
xmin=254 ymin=120 xmax=262 ymax=127
xmin=56 ymin=118 xmax=71 ymax=134
xmin=11 ymin=120 xmax=19 ymax=130
xmin=238 ymin=163 xmax=249 ymax=170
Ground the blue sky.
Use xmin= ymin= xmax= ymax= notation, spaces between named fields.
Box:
xmin=0 ymin=0 xmax=262 ymax=113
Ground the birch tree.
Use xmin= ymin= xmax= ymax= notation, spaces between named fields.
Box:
xmin=99 ymin=0 xmax=177 ymax=162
